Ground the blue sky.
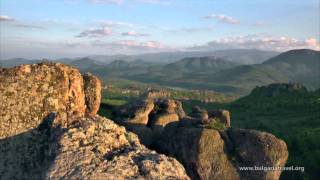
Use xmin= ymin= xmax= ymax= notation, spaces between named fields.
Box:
xmin=0 ymin=0 xmax=319 ymax=59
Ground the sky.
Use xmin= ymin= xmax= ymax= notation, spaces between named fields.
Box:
xmin=0 ymin=0 xmax=319 ymax=59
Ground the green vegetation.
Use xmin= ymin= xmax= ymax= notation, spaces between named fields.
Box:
xmin=204 ymin=119 xmax=226 ymax=131
xmin=182 ymin=88 xmax=320 ymax=180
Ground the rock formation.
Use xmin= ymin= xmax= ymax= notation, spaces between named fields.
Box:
xmin=155 ymin=120 xmax=288 ymax=180
xmin=251 ymin=83 xmax=308 ymax=97
xmin=0 ymin=63 xmax=189 ymax=179
xmin=208 ymin=109 xmax=231 ymax=127
xmin=83 ymin=72 xmax=102 ymax=116
xmin=227 ymin=128 xmax=289 ymax=180
xmin=156 ymin=125 xmax=240 ymax=180
xmin=47 ymin=116 xmax=189 ymax=179
xmin=116 ymin=92 xmax=289 ymax=180
xmin=0 ymin=63 xmax=91 ymax=138
xmin=115 ymin=95 xmax=186 ymax=145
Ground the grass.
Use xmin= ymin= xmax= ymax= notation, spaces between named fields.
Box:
xmin=204 ymin=119 xmax=226 ymax=131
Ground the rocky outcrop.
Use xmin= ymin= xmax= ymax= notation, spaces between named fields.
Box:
xmin=116 ymin=94 xmax=288 ymax=180
xmin=155 ymin=121 xmax=288 ymax=180
xmin=119 ymin=99 xmax=155 ymax=125
xmin=156 ymin=125 xmax=240 ymax=180
xmin=0 ymin=63 xmax=190 ymax=179
xmin=148 ymin=99 xmax=185 ymax=128
xmin=251 ymin=83 xmax=307 ymax=97
xmin=83 ymin=72 xmax=102 ymax=116
xmin=47 ymin=116 xmax=189 ymax=179
xmin=208 ymin=109 xmax=231 ymax=127
xmin=142 ymin=89 xmax=171 ymax=99
xmin=227 ymin=128 xmax=289 ymax=180
xmin=0 ymin=63 xmax=98 ymax=139
xmin=116 ymin=95 xmax=186 ymax=146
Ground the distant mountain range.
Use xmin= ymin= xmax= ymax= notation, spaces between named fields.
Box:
xmin=163 ymin=56 xmax=239 ymax=73
xmin=0 ymin=49 xmax=278 ymax=67
xmin=87 ymin=49 xmax=278 ymax=64
xmin=1 ymin=49 xmax=318 ymax=95
xmin=125 ymin=49 xmax=320 ymax=94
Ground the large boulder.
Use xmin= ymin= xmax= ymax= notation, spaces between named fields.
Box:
xmin=116 ymin=96 xmax=186 ymax=146
xmin=189 ymin=106 xmax=209 ymax=119
xmin=0 ymin=63 xmax=101 ymax=139
xmin=156 ymin=124 xmax=240 ymax=180
xmin=208 ymin=109 xmax=231 ymax=127
xmin=155 ymin=122 xmax=289 ymax=180
xmin=148 ymin=99 xmax=185 ymax=128
xmin=227 ymin=128 xmax=289 ymax=180
xmin=118 ymin=99 xmax=155 ymax=125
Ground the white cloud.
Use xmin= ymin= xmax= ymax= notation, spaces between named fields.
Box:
xmin=88 ymin=0 xmax=170 ymax=5
xmin=76 ymin=27 xmax=112 ymax=38
xmin=13 ymin=24 xmax=46 ymax=30
xmin=92 ymin=39 xmax=165 ymax=50
xmin=0 ymin=15 xmax=14 ymax=22
xmin=99 ymin=20 xmax=135 ymax=28
xmin=121 ymin=30 xmax=150 ymax=36
xmin=188 ymin=35 xmax=320 ymax=51
xmin=89 ymin=0 xmax=123 ymax=4
xmin=204 ymin=14 xmax=239 ymax=24
xmin=135 ymin=0 xmax=171 ymax=5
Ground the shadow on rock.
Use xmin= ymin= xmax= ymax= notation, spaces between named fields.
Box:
xmin=0 ymin=113 xmax=64 ymax=180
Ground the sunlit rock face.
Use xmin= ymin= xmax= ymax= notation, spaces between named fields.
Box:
xmin=0 ymin=63 xmax=190 ymax=180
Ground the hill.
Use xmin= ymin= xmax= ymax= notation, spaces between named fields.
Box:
xmin=87 ymin=49 xmax=278 ymax=64
xmin=206 ymin=49 xmax=320 ymax=93
xmin=126 ymin=49 xmax=319 ymax=95
xmin=162 ymin=56 xmax=239 ymax=73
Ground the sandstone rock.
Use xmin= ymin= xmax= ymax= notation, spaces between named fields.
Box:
xmin=47 ymin=116 xmax=190 ymax=180
xmin=208 ymin=109 xmax=231 ymax=127
xmin=0 ymin=63 xmax=189 ymax=179
xmin=119 ymin=99 xmax=155 ymax=125
xmin=0 ymin=63 xmax=87 ymax=138
xmin=189 ymin=106 xmax=209 ymax=120
xmin=154 ymin=120 xmax=289 ymax=180
xmin=142 ymin=89 xmax=171 ymax=99
xmin=0 ymin=115 xmax=189 ymax=179
xmin=156 ymin=124 xmax=240 ymax=180
xmin=83 ymin=73 xmax=101 ymax=116
xmin=227 ymin=128 xmax=289 ymax=180
xmin=148 ymin=99 xmax=184 ymax=128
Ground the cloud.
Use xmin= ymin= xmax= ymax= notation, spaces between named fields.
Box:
xmin=92 ymin=40 xmax=166 ymax=51
xmin=100 ymin=20 xmax=135 ymax=28
xmin=305 ymin=38 xmax=318 ymax=47
xmin=0 ymin=15 xmax=14 ymax=22
xmin=135 ymin=0 xmax=171 ymax=5
xmin=88 ymin=0 xmax=170 ymax=5
xmin=76 ymin=27 xmax=112 ymax=38
xmin=89 ymin=0 xmax=123 ymax=4
xmin=204 ymin=14 xmax=239 ymax=24
xmin=188 ymin=35 xmax=320 ymax=51
xmin=121 ymin=30 xmax=150 ymax=37
xmin=180 ymin=26 xmax=214 ymax=33
xmin=13 ymin=24 xmax=46 ymax=30
xmin=254 ymin=21 xmax=265 ymax=27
